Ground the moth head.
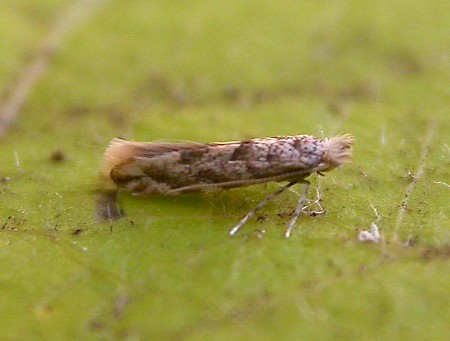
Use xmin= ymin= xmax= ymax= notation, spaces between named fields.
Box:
xmin=322 ymin=134 xmax=354 ymax=170
xmin=101 ymin=138 xmax=140 ymax=179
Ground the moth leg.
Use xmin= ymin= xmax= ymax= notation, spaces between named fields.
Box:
xmin=302 ymin=186 xmax=325 ymax=217
xmin=229 ymin=180 xmax=298 ymax=237
xmin=285 ymin=181 xmax=310 ymax=238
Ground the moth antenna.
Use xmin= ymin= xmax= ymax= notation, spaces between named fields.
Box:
xmin=323 ymin=134 xmax=355 ymax=168
xmin=101 ymin=138 xmax=138 ymax=178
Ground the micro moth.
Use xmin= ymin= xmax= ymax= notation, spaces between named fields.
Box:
xmin=101 ymin=134 xmax=354 ymax=237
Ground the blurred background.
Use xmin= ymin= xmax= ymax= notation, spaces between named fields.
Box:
xmin=1 ymin=0 xmax=448 ymax=140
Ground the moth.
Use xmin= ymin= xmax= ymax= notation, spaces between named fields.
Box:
xmin=101 ymin=134 xmax=354 ymax=237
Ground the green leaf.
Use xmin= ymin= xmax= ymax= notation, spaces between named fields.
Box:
xmin=1 ymin=1 xmax=449 ymax=339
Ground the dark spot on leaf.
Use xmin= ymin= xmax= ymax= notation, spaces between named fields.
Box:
xmin=256 ymin=213 xmax=267 ymax=222
xmin=72 ymin=228 xmax=84 ymax=236
xmin=50 ymin=149 xmax=66 ymax=162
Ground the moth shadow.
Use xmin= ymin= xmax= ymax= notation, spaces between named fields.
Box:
xmin=98 ymin=184 xmax=303 ymax=223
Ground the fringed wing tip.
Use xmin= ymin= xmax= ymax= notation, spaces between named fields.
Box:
xmin=101 ymin=138 xmax=137 ymax=178
xmin=323 ymin=134 xmax=355 ymax=167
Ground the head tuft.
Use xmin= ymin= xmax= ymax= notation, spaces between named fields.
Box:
xmin=101 ymin=138 xmax=139 ymax=178
xmin=322 ymin=134 xmax=354 ymax=168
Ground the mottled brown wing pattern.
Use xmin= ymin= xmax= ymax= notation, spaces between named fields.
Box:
xmin=107 ymin=136 xmax=327 ymax=195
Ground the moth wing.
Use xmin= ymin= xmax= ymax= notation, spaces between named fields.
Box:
xmin=102 ymin=138 xmax=206 ymax=177
xmin=133 ymin=141 xmax=206 ymax=158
